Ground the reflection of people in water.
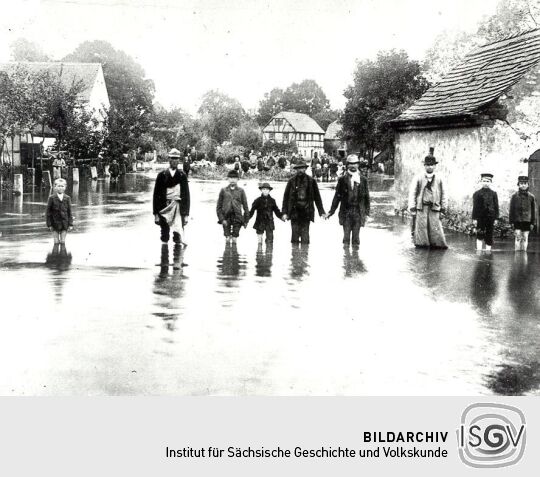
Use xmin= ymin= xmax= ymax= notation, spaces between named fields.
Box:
xmin=290 ymin=244 xmax=309 ymax=279
xmin=343 ymin=245 xmax=367 ymax=277
xmin=255 ymin=242 xmax=273 ymax=277
xmin=217 ymin=242 xmax=247 ymax=286
xmin=506 ymin=253 xmax=538 ymax=317
xmin=45 ymin=243 xmax=72 ymax=303
xmin=469 ymin=254 xmax=498 ymax=316
xmin=153 ymin=243 xmax=186 ymax=331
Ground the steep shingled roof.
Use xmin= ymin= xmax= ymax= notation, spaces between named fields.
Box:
xmin=267 ymin=111 xmax=325 ymax=134
xmin=394 ymin=29 xmax=540 ymax=124
xmin=0 ymin=62 xmax=102 ymax=101
xmin=325 ymin=120 xmax=342 ymax=140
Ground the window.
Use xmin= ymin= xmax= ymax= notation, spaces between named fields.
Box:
xmin=268 ymin=132 xmax=275 ymax=142
xmin=283 ymin=132 xmax=289 ymax=143
xmin=275 ymin=118 xmax=283 ymax=127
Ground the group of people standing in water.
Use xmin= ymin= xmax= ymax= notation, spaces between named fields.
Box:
xmin=153 ymin=149 xmax=371 ymax=247
xmin=150 ymin=147 xmax=537 ymax=253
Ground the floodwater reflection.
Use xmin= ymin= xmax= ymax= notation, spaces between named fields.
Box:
xmin=343 ymin=245 xmax=367 ymax=277
xmin=153 ymin=244 xmax=187 ymax=331
xmin=470 ymin=254 xmax=498 ymax=316
xmin=255 ymin=242 xmax=273 ymax=277
xmin=289 ymin=244 xmax=309 ymax=279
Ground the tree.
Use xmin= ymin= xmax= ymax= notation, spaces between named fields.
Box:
xmin=343 ymin=50 xmax=429 ymax=159
xmin=198 ymin=90 xmax=245 ymax=145
xmin=313 ymin=109 xmax=340 ymax=131
xmin=63 ymin=40 xmax=155 ymax=156
xmin=230 ymin=120 xmax=262 ymax=151
xmin=256 ymin=80 xmax=333 ymax=126
xmin=256 ymin=88 xmax=285 ymax=126
xmin=423 ymin=0 xmax=540 ymax=81
xmin=9 ymin=38 xmax=50 ymax=62
xmin=150 ymin=105 xmax=199 ymax=154
xmin=282 ymin=79 xmax=330 ymax=116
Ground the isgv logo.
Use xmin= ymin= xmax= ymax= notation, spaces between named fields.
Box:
xmin=457 ymin=403 xmax=526 ymax=468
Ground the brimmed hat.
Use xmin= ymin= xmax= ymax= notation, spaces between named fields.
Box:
xmin=518 ymin=175 xmax=529 ymax=183
xmin=293 ymin=161 xmax=309 ymax=169
xmin=346 ymin=154 xmax=359 ymax=165
xmin=168 ymin=148 xmax=181 ymax=158
xmin=227 ymin=170 xmax=239 ymax=178
xmin=480 ymin=173 xmax=493 ymax=180
xmin=259 ymin=182 xmax=273 ymax=190
xmin=423 ymin=147 xmax=438 ymax=165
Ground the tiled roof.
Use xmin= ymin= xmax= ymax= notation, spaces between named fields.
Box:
xmin=267 ymin=111 xmax=325 ymax=134
xmin=325 ymin=120 xmax=342 ymax=140
xmin=0 ymin=62 xmax=102 ymax=101
xmin=394 ymin=29 xmax=540 ymax=123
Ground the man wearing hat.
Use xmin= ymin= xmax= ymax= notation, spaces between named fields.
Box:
xmin=472 ymin=173 xmax=499 ymax=252
xmin=408 ymin=147 xmax=448 ymax=249
xmin=326 ymin=154 xmax=371 ymax=246
xmin=248 ymin=182 xmax=283 ymax=244
xmin=282 ymin=160 xmax=326 ymax=244
xmin=216 ymin=169 xmax=250 ymax=243
xmin=153 ymin=148 xmax=190 ymax=244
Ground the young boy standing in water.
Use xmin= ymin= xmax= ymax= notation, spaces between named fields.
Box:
xmin=249 ymin=182 xmax=283 ymax=244
xmin=472 ymin=173 xmax=499 ymax=252
xmin=216 ymin=170 xmax=250 ymax=243
xmin=46 ymin=178 xmax=73 ymax=245
xmin=509 ymin=175 xmax=537 ymax=251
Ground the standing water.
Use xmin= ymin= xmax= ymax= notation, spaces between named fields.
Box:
xmin=0 ymin=173 xmax=539 ymax=395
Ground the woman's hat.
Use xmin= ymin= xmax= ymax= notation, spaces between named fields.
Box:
xmin=423 ymin=147 xmax=438 ymax=165
xmin=227 ymin=170 xmax=239 ymax=178
xmin=259 ymin=182 xmax=273 ymax=190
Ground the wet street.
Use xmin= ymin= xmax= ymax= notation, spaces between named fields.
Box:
xmin=1 ymin=173 xmax=539 ymax=396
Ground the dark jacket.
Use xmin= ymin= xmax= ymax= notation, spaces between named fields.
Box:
xmin=282 ymin=173 xmax=325 ymax=222
xmin=328 ymin=174 xmax=370 ymax=226
xmin=509 ymin=190 xmax=536 ymax=225
xmin=152 ymin=168 xmax=190 ymax=216
xmin=216 ymin=185 xmax=250 ymax=224
xmin=472 ymin=188 xmax=499 ymax=220
xmin=249 ymin=195 xmax=282 ymax=230
xmin=46 ymin=193 xmax=73 ymax=231
xmin=109 ymin=162 xmax=120 ymax=176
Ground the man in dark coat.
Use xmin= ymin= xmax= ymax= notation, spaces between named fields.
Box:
xmin=472 ymin=172 xmax=499 ymax=252
xmin=282 ymin=161 xmax=326 ymax=244
xmin=327 ymin=155 xmax=370 ymax=246
xmin=153 ymin=148 xmax=190 ymax=244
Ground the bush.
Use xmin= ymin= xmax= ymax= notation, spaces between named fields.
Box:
xmin=190 ymin=165 xmax=295 ymax=182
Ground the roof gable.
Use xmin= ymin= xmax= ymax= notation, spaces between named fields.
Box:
xmin=325 ymin=120 xmax=342 ymax=140
xmin=0 ymin=62 xmax=102 ymax=102
xmin=395 ymin=29 xmax=540 ymax=124
xmin=266 ymin=111 xmax=324 ymax=134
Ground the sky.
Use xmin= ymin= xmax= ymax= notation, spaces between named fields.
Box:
xmin=0 ymin=0 xmax=501 ymax=113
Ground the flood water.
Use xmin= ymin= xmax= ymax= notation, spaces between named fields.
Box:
xmin=1 ymin=172 xmax=539 ymax=396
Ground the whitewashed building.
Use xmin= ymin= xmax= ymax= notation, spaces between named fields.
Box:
xmin=391 ymin=29 xmax=540 ymax=223
xmin=0 ymin=62 xmax=110 ymax=166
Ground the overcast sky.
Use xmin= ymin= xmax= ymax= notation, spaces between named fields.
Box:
xmin=0 ymin=0 xmax=500 ymax=113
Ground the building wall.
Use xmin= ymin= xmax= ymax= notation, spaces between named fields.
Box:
xmin=88 ymin=67 xmax=110 ymax=126
xmin=394 ymin=122 xmax=540 ymax=215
